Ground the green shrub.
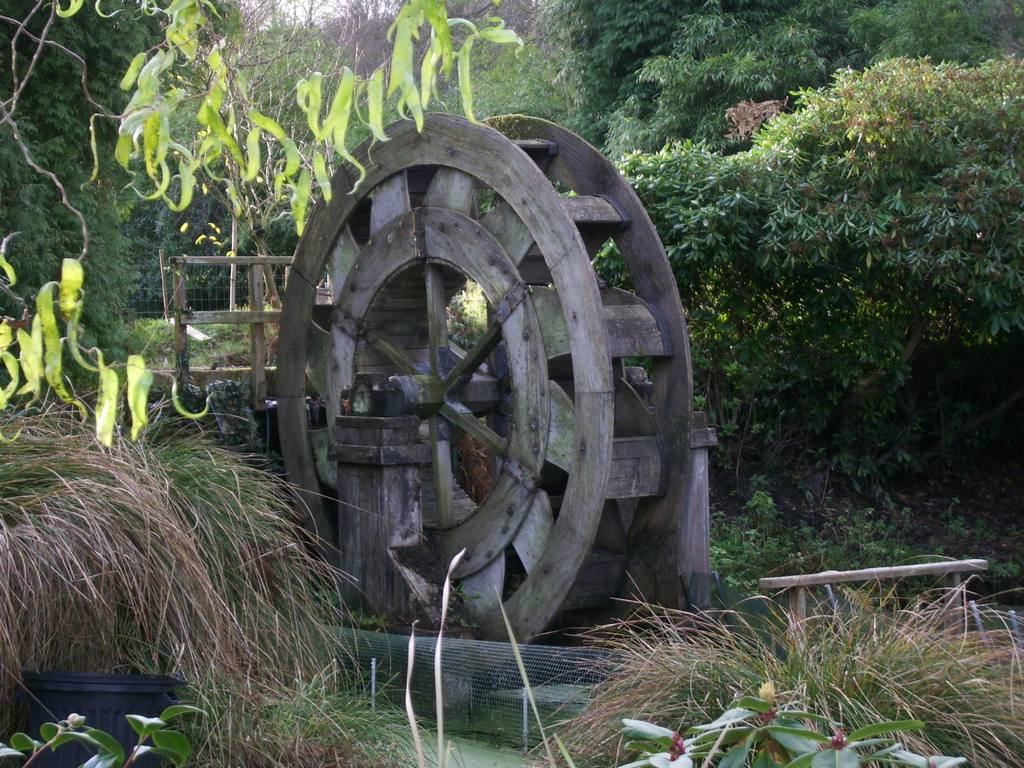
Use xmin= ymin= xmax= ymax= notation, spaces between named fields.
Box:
xmin=559 ymin=594 xmax=1024 ymax=766
xmin=603 ymin=58 xmax=1024 ymax=479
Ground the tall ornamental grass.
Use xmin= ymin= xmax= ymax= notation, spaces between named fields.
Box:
xmin=0 ymin=410 xmax=404 ymax=767
xmin=560 ymin=592 xmax=1023 ymax=767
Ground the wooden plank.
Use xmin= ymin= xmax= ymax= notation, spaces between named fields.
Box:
xmin=545 ymin=382 xmax=575 ymax=473
xmin=178 ymin=255 xmax=293 ymax=266
xmin=423 ymin=167 xmax=476 ymax=215
xmin=188 ymin=310 xmax=281 ymax=325
xmin=532 ymin=287 xmax=669 ymax=359
xmin=760 ymin=559 xmax=989 ymax=591
xmin=328 ymin=227 xmax=360 ymax=297
xmin=561 ymin=195 xmax=625 ymax=228
xmin=512 ymin=491 xmax=554 ymax=573
xmin=479 ymin=201 xmax=534 ymax=266
xmin=561 ymin=548 xmax=627 ymax=611
xmin=460 ymin=552 xmax=506 ymax=623
xmin=370 ymin=171 xmax=411 ymax=236
xmin=606 ymin=437 xmax=665 ymax=499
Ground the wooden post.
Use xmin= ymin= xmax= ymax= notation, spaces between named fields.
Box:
xmin=334 ymin=416 xmax=430 ymax=622
xmin=171 ymin=256 xmax=188 ymax=384
xmin=681 ymin=411 xmax=717 ymax=609
xmin=158 ymin=248 xmax=169 ymax=321
xmin=249 ymin=260 xmax=266 ymax=411
xmin=789 ymin=586 xmax=809 ymax=645
xmin=228 ymin=218 xmax=237 ymax=310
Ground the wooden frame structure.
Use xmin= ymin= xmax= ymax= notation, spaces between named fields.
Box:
xmin=275 ymin=114 xmax=713 ymax=640
xmin=170 ymin=254 xmax=289 ymax=409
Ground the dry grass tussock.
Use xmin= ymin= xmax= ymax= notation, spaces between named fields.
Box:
xmin=559 ymin=591 xmax=1023 ymax=767
xmin=0 ymin=410 xmax=403 ymax=767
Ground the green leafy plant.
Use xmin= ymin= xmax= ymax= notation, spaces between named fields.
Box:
xmin=0 ymin=706 xmax=201 ymax=767
xmin=618 ymin=684 xmax=963 ymax=768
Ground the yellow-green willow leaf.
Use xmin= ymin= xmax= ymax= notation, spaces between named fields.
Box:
xmin=120 ymin=52 xmax=147 ymax=91
xmin=0 ymin=322 xmax=11 ymax=354
xmin=114 ymin=132 xmax=133 ymax=169
xmin=387 ymin=8 xmax=415 ymax=96
xmin=225 ymin=182 xmax=242 ymax=216
xmin=164 ymin=156 xmax=196 ymax=212
xmin=95 ymin=358 xmax=119 ymax=446
xmin=243 ymin=127 xmax=261 ymax=181
xmin=456 ymin=39 xmax=477 ymax=123
xmin=296 ymin=72 xmax=324 ymax=140
xmin=323 ymin=68 xmax=355 ymax=146
xmin=143 ymin=159 xmax=172 ymax=200
xmin=16 ymin=318 xmax=42 ymax=399
xmin=86 ymin=114 xmax=101 ymax=185
xmin=142 ymin=113 xmax=162 ymax=177
xmin=37 ymin=283 xmax=86 ymax=417
xmin=55 ymin=0 xmax=85 ymax=18
xmin=421 ymin=0 xmax=454 ymax=73
xmin=199 ymin=98 xmax=243 ymax=166
xmin=478 ymin=24 xmax=523 ymax=47
xmin=0 ymin=351 xmax=19 ymax=410
xmin=251 ymin=111 xmax=300 ymax=179
xmin=367 ymin=67 xmax=388 ymax=142
xmin=171 ymin=378 xmax=210 ymax=419
xmin=59 ymin=258 xmax=84 ymax=319
xmin=126 ymin=354 xmax=153 ymax=440
xmin=420 ymin=36 xmax=440 ymax=111
xmin=0 ymin=253 xmax=15 ymax=285
xmin=94 ymin=0 xmax=123 ymax=18
xmin=313 ymin=152 xmax=332 ymax=202
xmin=291 ymin=169 xmax=312 ymax=235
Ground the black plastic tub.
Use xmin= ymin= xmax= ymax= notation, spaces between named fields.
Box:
xmin=20 ymin=672 xmax=181 ymax=768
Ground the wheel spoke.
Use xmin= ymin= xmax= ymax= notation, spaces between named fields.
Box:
xmin=439 ymin=401 xmax=506 ymax=456
xmin=364 ymin=331 xmax=420 ymax=375
xmin=426 ymin=414 xmax=454 ymax=528
xmin=424 ymin=263 xmax=448 ymax=376
xmin=441 ymin=318 xmax=502 ymax=392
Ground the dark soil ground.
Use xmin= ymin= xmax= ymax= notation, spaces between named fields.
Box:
xmin=708 ymin=452 xmax=1024 ymax=599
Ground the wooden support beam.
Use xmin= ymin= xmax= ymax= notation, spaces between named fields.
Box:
xmin=759 ymin=559 xmax=989 ymax=591
xmin=177 ymin=255 xmax=293 ymax=266
xmin=249 ymin=260 xmax=267 ymax=410
xmin=680 ymin=412 xmax=717 ymax=609
xmin=187 ymin=310 xmax=281 ymax=325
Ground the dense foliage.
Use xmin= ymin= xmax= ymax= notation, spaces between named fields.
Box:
xmin=549 ymin=0 xmax=1022 ymax=153
xmin=600 ymin=58 xmax=1024 ymax=479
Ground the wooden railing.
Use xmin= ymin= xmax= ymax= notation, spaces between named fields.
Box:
xmin=759 ymin=559 xmax=989 ymax=623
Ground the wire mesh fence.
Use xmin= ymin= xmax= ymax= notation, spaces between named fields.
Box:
xmin=130 ymin=252 xmax=287 ymax=319
xmin=340 ymin=628 xmax=617 ymax=750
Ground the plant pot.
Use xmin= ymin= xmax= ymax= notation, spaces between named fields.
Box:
xmin=19 ymin=671 xmax=182 ymax=768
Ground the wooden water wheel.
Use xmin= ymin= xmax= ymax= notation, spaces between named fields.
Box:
xmin=276 ymin=114 xmax=702 ymax=640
